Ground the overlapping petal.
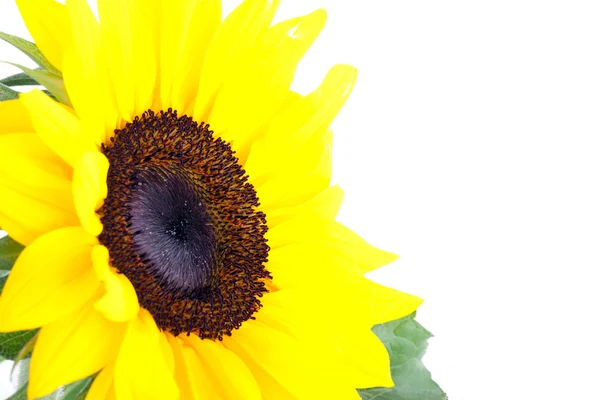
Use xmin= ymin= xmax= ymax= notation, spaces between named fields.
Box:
xmin=0 ymin=0 xmax=424 ymax=398
xmin=114 ymin=309 xmax=179 ymax=400
xmin=0 ymin=227 xmax=99 ymax=331
xmin=28 ymin=299 xmax=126 ymax=398
xmin=0 ymin=99 xmax=34 ymax=133
xmin=15 ymin=0 xmax=71 ymax=71
xmin=0 ymin=132 xmax=75 ymax=244
xmin=92 ymin=245 xmax=140 ymax=323
xmin=73 ymin=152 xmax=109 ymax=237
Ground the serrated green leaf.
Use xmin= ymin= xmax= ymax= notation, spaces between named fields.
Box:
xmin=1 ymin=72 xmax=39 ymax=87
xmin=0 ymin=32 xmax=58 ymax=73
xmin=0 ymin=235 xmax=24 ymax=273
xmin=358 ymin=313 xmax=447 ymax=400
xmin=1 ymin=81 xmax=19 ymax=101
xmin=2 ymin=62 xmax=69 ymax=105
xmin=0 ymin=329 xmax=39 ymax=360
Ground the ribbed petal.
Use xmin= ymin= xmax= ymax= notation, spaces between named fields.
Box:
xmin=28 ymin=299 xmax=126 ymax=398
xmin=244 ymin=64 xmax=356 ymax=181
xmin=0 ymin=99 xmax=34 ymax=133
xmin=0 ymin=227 xmax=99 ymax=332
xmin=166 ymin=334 xmax=221 ymax=400
xmin=206 ymin=9 xmax=327 ymax=159
xmin=0 ymin=184 xmax=78 ymax=246
xmin=339 ymin=329 xmax=395 ymax=389
xmin=19 ymin=90 xmax=97 ymax=167
xmin=184 ymin=335 xmax=261 ymax=400
xmin=72 ymin=152 xmax=109 ymax=237
xmin=193 ymin=0 xmax=281 ymax=122
xmin=266 ymin=185 xmax=344 ymax=227
xmin=86 ymin=362 xmax=117 ymax=400
xmin=267 ymin=218 xmax=398 ymax=272
xmin=0 ymin=132 xmax=75 ymax=244
xmin=267 ymin=243 xmax=422 ymax=325
xmin=114 ymin=309 xmax=179 ymax=400
xmin=92 ymin=245 xmax=139 ymax=322
xmin=256 ymin=131 xmax=332 ymax=210
xmin=257 ymin=290 xmax=391 ymax=391
xmin=15 ymin=0 xmax=72 ymax=71
xmin=223 ymin=320 xmax=360 ymax=400
xmin=64 ymin=0 xmax=120 ymax=145
xmin=98 ymin=0 xmax=156 ymax=120
xmin=161 ymin=0 xmax=221 ymax=113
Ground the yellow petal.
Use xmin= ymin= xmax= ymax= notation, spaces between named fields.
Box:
xmin=28 ymin=299 xmax=126 ymax=398
xmin=0 ymin=184 xmax=78 ymax=246
xmin=244 ymin=64 xmax=356 ymax=181
xmin=0 ymin=227 xmax=99 ymax=332
xmin=267 ymin=243 xmax=422 ymax=325
xmin=207 ymin=9 xmax=327 ymax=158
xmin=162 ymin=0 xmax=221 ymax=113
xmin=165 ymin=335 xmax=195 ymax=400
xmin=167 ymin=334 xmax=221 ymax=400
xmin=223 ymin=320 xmax=360 ymax=400
xmin=114 ymin=309 xmax=179 ymax=400
xmin=19 ymin=89 xmax=97 ymax=167
xmin=98 ymin=0 xmax=156 ymax=120
xmin=64 ymin=0 xmax=119 ymax=145
xmin=193 ymin=0 xmax=281 ymax=122
xmin=267 ymin=218 xmax=398 ymax=272
xmin=92 ymin=245 xmax=140 ymax=322
xmin=86 ymin=362 xmax=117 ymax=400
xmin=258 ymin=291 xmax=387 ymax=390
xmin=340 ymin=329 xmax=394 ymax=389
xmin=297 ymin=64 xmax=357 ymax=140
xmin=256 ymin=132 xmax=332 ymax=211
xmin=16 ymin=0 xmax=72 ymax=71
xmin=0 ymin=132 xmax=74 ymax=211
xmin=72 ymin=152 xmax=109 ymax=237
xmin=266 ymin=185 xmax=344 ymax=227
xmin=184 ymin=335 xmax=261 ymax=400
xmin=0 ymin=99 xmax=34 ymax=133
xmin=0 ymin=132 xmax=76 ymax=244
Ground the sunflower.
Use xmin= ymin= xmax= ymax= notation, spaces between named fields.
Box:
xmin=0 ymin=0 xmax=421 ymax=399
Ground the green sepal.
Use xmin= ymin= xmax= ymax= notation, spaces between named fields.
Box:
xmin=2 ymin=62 xmax=70 ymax=105
xmin=1 ymin=72 xmax=39 ymax=87
xmin=0 ymin=235 xmax=25 ymax=274
xmin=0 ymin=329 xmax=39 ymax=360
xmin=0 ymin=32 xmax=59 ymax=74
xmin=0 ymin=81 xmax=19 ymax=101
xmin=358 ymin=313 xmax=447 ymax=400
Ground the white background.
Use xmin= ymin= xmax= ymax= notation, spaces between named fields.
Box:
xmin=2 ymin=0 xmax=600 ymax=399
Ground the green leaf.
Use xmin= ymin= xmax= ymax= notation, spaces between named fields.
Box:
xmin=58 ymin=377 xmax=94 ymax=400
xmin=0 ymin=81 xmax=19 ymax=101
xmin=0 ymin=32 xmax=58 ymax=73
xmin=0 ymin=235 xmax=24 ymax=273
xmin=6 ymin=383 xmax=27 ymax=400
xmin=6 ymin=377 xmax=95 ymax=400
xmin=358 ymin=313 xmax=447 ymax=400
xmin=2 ymin=62 xmax=70 ymax=105
xmin=1 ymin=72 xmax=39 ymax=87
xmin=0 ymin=275 xmax=6 ymax=293
xmin=0 ymin=329 xmax=38 ymax=360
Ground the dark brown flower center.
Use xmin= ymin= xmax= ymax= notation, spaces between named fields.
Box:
xmin=99 ymin=109 xmax=270 ymax=340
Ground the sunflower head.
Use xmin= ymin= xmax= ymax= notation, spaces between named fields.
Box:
xmin=0 ymin=0 xmax=422 ymax=399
